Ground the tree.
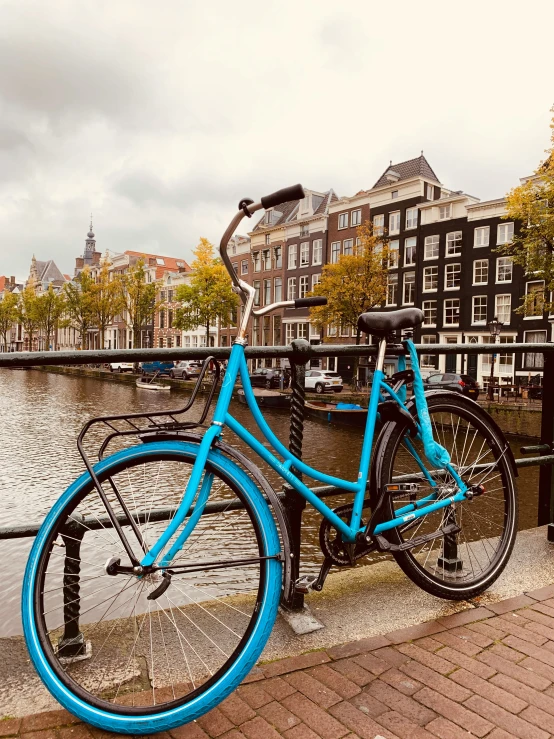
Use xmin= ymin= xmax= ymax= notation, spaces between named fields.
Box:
xmin=35 ymin=286 xmax=67 ymax=351
xmin=499 ymin=107 xmax=554 ymax=313
xmin=89 ymin=261 xmax=124 ymax=349
xmin=17 ymin=286 xmax=40 ymax=351
xmin=64 ymin=268 xmax=95 ymax=349
xmin=173 ymin=238 xmax=239 ymax=345
xmin=309 ymin=221 xmax=390 ymax=344
xmin=121 ymin=260 xmax=159 ymax=348
xmin=0 ymin=291 xmax=19 ymax=351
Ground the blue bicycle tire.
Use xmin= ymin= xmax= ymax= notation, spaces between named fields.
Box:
xmin=22 ymin=441 xmax=282 ymax=735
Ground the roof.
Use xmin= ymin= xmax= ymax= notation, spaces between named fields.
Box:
xmin=124 ymin=251 xmax=191 ymax=279
xmin=372 ymin=155 xmax=440 ymax=189
xmin=313 ymin=189 xmax=339 ymax=216
xmin=36 ymin=260 xmax=67 ymax=286
xmin=252 ymin=188 xmax=336 ymax=232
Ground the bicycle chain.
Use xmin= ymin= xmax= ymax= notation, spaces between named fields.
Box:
xmin=319 ymin=499 xmax=374 ymax=566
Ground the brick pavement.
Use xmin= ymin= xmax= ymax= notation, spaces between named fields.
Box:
xmin=8 ymin=586 xmax=554 ymax=738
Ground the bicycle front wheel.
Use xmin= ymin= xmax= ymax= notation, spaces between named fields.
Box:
xmin=376 ymin=394 xmax=517 ymax=600
xmin=22 ymin=441 xmax=282 ymax=735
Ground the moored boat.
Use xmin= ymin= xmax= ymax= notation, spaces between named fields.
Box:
xmin=236 ymin=388 xmax=291 ymax=409
xmin=136 ymin=379 xmax=171 ymax=392
xmin=305 ymin=400 xmax=367 ymax=427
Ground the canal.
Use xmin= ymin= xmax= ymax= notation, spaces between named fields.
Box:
xmin=0 ymin=368 xmax=540 ymax=637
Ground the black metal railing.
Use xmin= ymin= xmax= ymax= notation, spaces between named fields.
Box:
xmin=1 ymin=340 xmax=553 ymax=623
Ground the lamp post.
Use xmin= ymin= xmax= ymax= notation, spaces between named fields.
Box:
xmin=487 ymin=316 xmax=503 ymax=401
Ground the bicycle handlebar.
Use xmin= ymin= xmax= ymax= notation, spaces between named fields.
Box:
xmin=260 ymin=184 xmax=305 ymax=210
xmin=294 ymin=297 xmax=327 ymax=308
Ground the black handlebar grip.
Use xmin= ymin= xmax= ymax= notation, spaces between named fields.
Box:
xmin=261 ymin=184 xmax=305 ymax=210
xmin=294 ymin=297 xmax=327 ymax=308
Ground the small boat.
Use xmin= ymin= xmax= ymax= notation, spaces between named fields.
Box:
xmin=236 ymin=388 xmax=291 ymax=409
xmin=136 ymin=378 xmax=171 ymax=392
xmin=305 ymin=400 xmax=367 ymax=427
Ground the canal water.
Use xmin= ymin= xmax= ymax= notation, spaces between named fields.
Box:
xmin=0 ymin=368 xmax=540 ymax=637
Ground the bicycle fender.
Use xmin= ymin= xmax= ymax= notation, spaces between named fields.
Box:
xmin=139 ymin=431 xmax=294 ymax=603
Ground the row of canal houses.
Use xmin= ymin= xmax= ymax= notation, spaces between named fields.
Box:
xmin=0 ymin=154 xmax=550 ymax=386
xmin=219 ymin=154 xmax=551 ymax=385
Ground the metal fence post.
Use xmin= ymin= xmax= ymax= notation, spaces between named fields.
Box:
xmin=281 ymin=339 xmax=312 ymax=611
xmin=57 ymin=515 xmax=87 ymax=659
xmin=538 ymin=350 xmax=554 ymax=541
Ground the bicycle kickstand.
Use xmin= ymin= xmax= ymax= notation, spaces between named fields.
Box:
xmin=295 ymin=557 xmax=333 ymax=595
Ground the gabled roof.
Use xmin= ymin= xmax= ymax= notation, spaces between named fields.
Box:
xmin=372 ymin=155 xmax=440 ymax=189
xmin=252 ymin=189 xmax=336 ymax=232
xmin=124 ymin=251 xmax=191 ymax=279
xmin=313 ymin=189 xmax=339 ymax=216
xmin=36 ymin=260 xmax=67 ymax=286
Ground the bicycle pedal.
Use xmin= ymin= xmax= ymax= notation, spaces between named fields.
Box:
xmin=375 ymin=522 xmax=460 ymax=553
xmin=295 ymin=575 xmax=319 ymax=594
xmin=384 ymin=482 xmax=419 ymax=498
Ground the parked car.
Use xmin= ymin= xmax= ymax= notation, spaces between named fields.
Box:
xmin=109 ymin=362 xmax=134 ymax=373
xmin=423 ymin=372 xmax=480 ymax=400
xmin=248 ymin=367 xmax=283 ymax=389
xmin=139 ymin=361 xmax=175 ymax=376
xmin=305 ymin=369 xmax=343 ymax=394
xmin=170 ymin=361 xmax=202 ymax=380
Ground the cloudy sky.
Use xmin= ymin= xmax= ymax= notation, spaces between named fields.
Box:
xmin=1 ymin=0 xmax=553 ymax=281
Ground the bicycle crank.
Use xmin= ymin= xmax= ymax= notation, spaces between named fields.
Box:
xmin=320 ymin=499 xmax=375 ymax=567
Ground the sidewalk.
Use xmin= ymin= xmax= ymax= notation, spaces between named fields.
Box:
xmin=6 ymin=584 xmax=554 ymax=738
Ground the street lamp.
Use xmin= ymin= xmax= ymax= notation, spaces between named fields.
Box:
xmin=487 ymin=316 xmax=503 ymax=401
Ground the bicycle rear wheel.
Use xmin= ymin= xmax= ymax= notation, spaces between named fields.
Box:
xmin=22 ymin=441 xmax=282 ymax=735
xmin=376 ymin=394 xmax=517 ymax=600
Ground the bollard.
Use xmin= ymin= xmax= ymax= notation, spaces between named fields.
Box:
xmin=538 ymin=351 xmax=554 ymax=541
xmin=281 ymin=339 xmax=312 ymax=611
xmin=57 ymin=515 xmax=88 ymax=659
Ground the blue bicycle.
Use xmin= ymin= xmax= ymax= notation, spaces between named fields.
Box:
xmin=22 ymin=185 xmax=518 ymax=734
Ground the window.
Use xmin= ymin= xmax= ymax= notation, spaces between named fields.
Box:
xmin=232 ymin=263 xmax=238 ymax=275
xmin=343 ymin=238 xmax=354 ymax=256
xmin=288 ymin=244 xmax=297 ymax=269
xmin=339 ymin=323 xmax=349 ymax=337
xmin=331 ymin=241 xmax=341 ymax=263
xmin=444 ymin=298 xmax=460 ymax=325
xmin=253 ymin=252 xmax=261 ymax=272
xmin=424 ymin=235 xmax=439 ymax=260
xmin=286 ymin=323 xmax=296 ymax=344
xmin=496 ymin=257 xmax=513 ymax=283
xmin=391 ymin=190 xmax=399 ymax=199
xmin=273 ymin=315 xmax=281 ymax=345
xmin=192 ymin=335 xmax=198 ymax=348
xmin=312 ymin=239 xmax=322 ymax=265
xmin=297 ymin=322 xmax=309 ymax=339
xmin=404 ymin=237 xmax=416 ymax=266
xmin=403 ymin=271 xmax=415 ymax=305
xmin=389 ymin=211 xmax=400 ymax=235
xmin=351 ymin=209 xmax=361 ymax=226
xmin=241 ymin=259 xmax=248 ymax=275
xmin=498 ymin=336 xmax=514 ymax=372
xmin=406 ymin=208 xmax=418 ymax=229
xmin=422 ymin=300 xmax=437 ymax=326
xmin=274 ymin=246 xmax=282 ymax=269
xmin=373 ymin=214 xmax=384 ymax=236
xmin=474 ymin=226 xmax=490 ymax=247
xmin=264 ymin=210 xmax=273 ymax=225
xmin=263 ymin=315 xmax=270 ymax=345
xmin=253 ymin=280 xmax=260 ymax=306
xmin=338 ymin=213 xmax=349 ymax=229
xmin=160 ymin=290 xmax=166 ymax=302
xmin=184 ymin=336 xmax=190 ymax=347
xmin=446 ymin=231 xmax=462 ymax=256
xmin=300 ymin=224 xmax=309 ymax=237
xmin=388 ymin=240 xmax=399 ymax=268
xmin=311 ymin=273 xmax=321 ymax=290
xmin=287 ymin=277 xmax=296 ymax=300
xmin=299 ymin=275 xmax=308 ymax=299
xmin=263 ymin=249 xmax=271 ymax=270
xmin=497 ymin=222 xmax=514 ymax=245
xmin=252 ymin=317 xmax=259 ymax=346
xmin=426 ymin=184 xmax=434 ymax=200
xmin=168 ymin=290 xmax=173 ymax=302
xmin=300 ymin=242 xmax=309 ymax=266
xmin=263 ymin=279 xmax=271 ymax=306
xmin=524 ymin=330 xmax=547 ymax=369
xmin=265 ymin=234 xmax=270 ymax=245
xmin=495 ymin=294 xmax=511 ymax=324
xmin=168 ymin=309 xmax=173 ymax=327
xmin=472 ymin=296 xmax=487 ymax=324
xmin=159 ymin=309 xmax=165 ymax=328
xmin=421 ymin=335 xmax=437 ymax=368
xmin=274 ymin=277 xmax=282 ymax=302
xmin=526 ymin=281 xmax=545 ymax=317
xmin=386 ymin=274 xmax=398 ymax=305
xmin=445 ymin=263 xmax=461 ymax=290
xmin=327 ymin=324 xmax=337 ymax=337
xmin=439 ymin=204 xmax=452 ymax=220
xmin=423 ymin=266 xmax=438 ymax=292
xmin=473 ymin=259 xmax=488 ymax=284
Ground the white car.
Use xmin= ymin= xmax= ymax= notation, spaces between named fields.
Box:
xmin=109 ymin=362 xmax=134 ymax=373
xmin=305 ymin=369 xmax=343 ymax=394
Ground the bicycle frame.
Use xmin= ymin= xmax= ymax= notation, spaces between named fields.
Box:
xmin=140 ymin=337 xmax=469 ymax=569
